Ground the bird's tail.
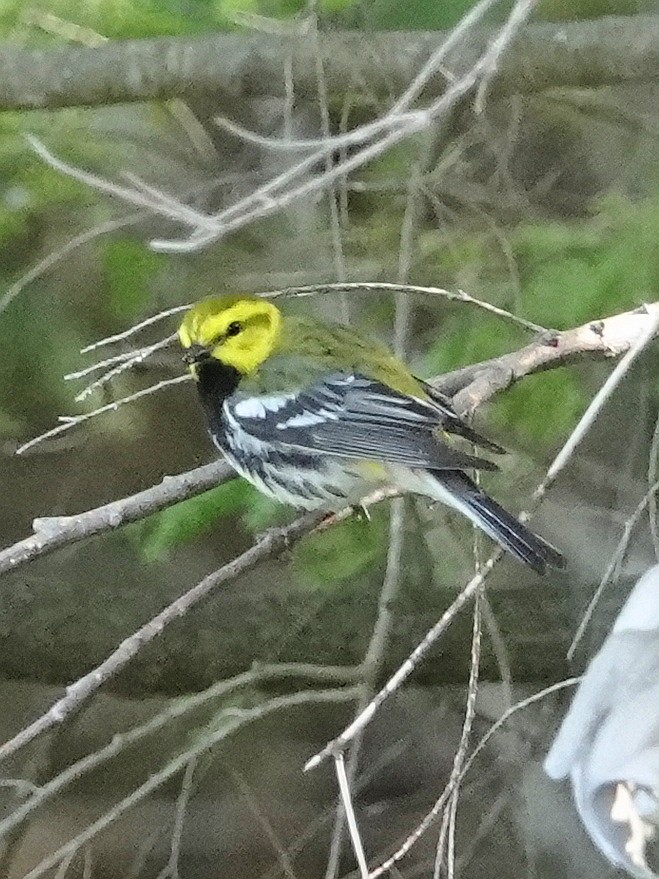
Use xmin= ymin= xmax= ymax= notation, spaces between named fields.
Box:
xmin=424 ymin=469 xmax=565 ymax=575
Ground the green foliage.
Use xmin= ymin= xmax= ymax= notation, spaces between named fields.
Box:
xmin=0 ymin=292 xmax=84 ymax=417
xmin=363 ymin=0 xmax=477 ymax=30
xmin=536 ymin=0 xmax=656 ymax=21
xmin=1 ymin=0 xmax=655 ymax=46
xmin=136 ymin=474 xmax=294 ymax=562
xmin=103 ymin=239 xmax=163 ymax=320
xmin=0 ymin=0 xmax=218 ymax=40
xmin=136 ymin=479 xmax=258 ymax=562
xmin=293 ymin=507 xmax=389 ymax=588
xmin=515 ymin=192 xmax=659 ymax=328
xmin=136 ymin=472 xmax=388 ymax=590
xmin=420 ymin=188 xmax=659 ymax=446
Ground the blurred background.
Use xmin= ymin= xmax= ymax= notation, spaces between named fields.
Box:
xmin=0 ymin=0 xmax=658 ymax=877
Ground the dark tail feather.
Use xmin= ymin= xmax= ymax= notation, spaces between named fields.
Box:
xmin=432 ymin=470 xmax=566 ymax=575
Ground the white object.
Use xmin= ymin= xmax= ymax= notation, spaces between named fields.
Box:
xmin=545 ymin=564 xmax=659 ymax=877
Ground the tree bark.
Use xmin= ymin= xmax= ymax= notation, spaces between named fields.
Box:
xmin=1 ymin=15 xmax=658 ymax=113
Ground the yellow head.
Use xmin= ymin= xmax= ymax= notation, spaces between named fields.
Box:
xmin=178 ymin=296 xmax=282 ymax=376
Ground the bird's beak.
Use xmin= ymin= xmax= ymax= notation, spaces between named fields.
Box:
xmin=182 ymin=344 xmax=211 ymax=365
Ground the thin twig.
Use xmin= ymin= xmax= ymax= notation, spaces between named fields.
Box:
xmin=324 ymin=497 xmax=407 ymax=879
xmin=27 ymin=136 xmax=216 ymax=232
xmin=0 ymin=663 xmax=357 ymax=843
xmin=0 ymin=514 xmax=322 ymax=763
xmin=74 ymin=335 xmax=176 ymax=402
xmin=227 ymin=768 xmax=299 ymax=879
xmin=79 ymin=279 xmax=545 ymax=366
xmin=156 ymin=757 xmax=198 ymax=879
xmin=0 ymin=460 xmax=232 ymax=577
xmin=0 ymin=491 xmax=396 ymax=765
xmin=304 ymin=550 xmax=501 ymax=773
xmin=536 ymin=306 xmax=659 ymax=496
xmin=310 ymin=12 xmax=348 ymax=321
xmin=367 ymin=678 xmax=580 ymax=878
xmin=65 ymin=348 xmax=150 ymax=382
xmin=0 ymin=215 xmax=142 ymax=315
xmin=389 ymin=0 xmax=498 ymax=114
xmin=334 ymin=752 xmax=369 ymax=879
xmin=26 ymin=0 xmax=538 ymax=255
xmin=15 ymin=374 xmax=192 ymax=456
xmin=567 ymin=477 xmax=659 ymax=660
xmin=81 ymin=304 xmax=192 ymax=353
xmin=21 ymin=687 xmax=361 ymax=879
xmin=433 ymin=593 xmax=482 ymax=879
xmin=648 ymin=412 xmax=659 ymax=562
xmin=261 ymin=282 xmax=548 ymax=334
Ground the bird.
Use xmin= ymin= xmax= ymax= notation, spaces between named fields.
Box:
xmin=178 ymin=295 xmax=565 ymax=574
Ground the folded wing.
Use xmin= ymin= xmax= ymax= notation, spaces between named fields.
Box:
xmin=226 ymin=373 xmax=499 ymax=472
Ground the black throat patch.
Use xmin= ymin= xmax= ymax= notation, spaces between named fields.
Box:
xmin=195 ymin=360 xmax=242 ymax=437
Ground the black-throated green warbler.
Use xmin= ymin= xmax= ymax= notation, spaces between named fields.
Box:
xmin=179 ymin=296 xmax=564 ymax=574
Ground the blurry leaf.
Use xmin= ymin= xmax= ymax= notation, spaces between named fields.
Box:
xmin=241 ymin=492 xmax=291 ymax=532
xmin=536 ymin=0 xmax=656 ymax=21
xmin=489 ymin=368 xmax=586 ymax=447
xmin=364 ymin=0 xmax=476 ymax=30
xmin=136 ymin=474 xmax=293 ymax=562
xmin=0 ymin=0 xmax=220 ymax=40
xmin=292 ymin=508 xmax=388 ymax=588
xmin=424 ymin=315 xmax=520 ymax=375
xmin=137 ymin=479 xmax=256 ymax=562
xmin=103 ymin=238 xmax=162 ymax=320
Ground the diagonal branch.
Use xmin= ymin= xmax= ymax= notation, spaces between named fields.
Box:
xmin=1 ymin=301 xmax=657 ymax=580
xmin=0 ymin=490 xmax=392 ymax=766
xmin=0 ymin=460 xmax=232 ymax=577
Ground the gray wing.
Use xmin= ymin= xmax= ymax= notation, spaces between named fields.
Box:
xmin=226 ymin=373 xmax=498 ymax=472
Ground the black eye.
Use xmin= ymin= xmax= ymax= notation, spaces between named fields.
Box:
xmin=226 ymin=322 xmax=242 ymax=338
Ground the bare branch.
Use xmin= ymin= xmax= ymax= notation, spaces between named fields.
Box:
xmin=73 ymin=335 xmax=176 ymax=402
xmin=2 ymin=302 xmax=656 ymax=579
xmin=22 ymin=0 xmax=538 ymax=253
xmin=367 ymin=678 xmax=581 ymax=878
xmin=262 ymin=282 xmax=548 ymax=334
xmin=0 ymin=460 xmax=233 ymax=577
xmin=15 ymin=373 xmax=192 ymax=456
xmin=334 ymin=752 xmax=369 ymax=879
xmin=537 ymin=307 xmax=659 ymax=493
xmin=0 ymin=490 xmax=396 ymax=765
xmin=1 ymin=17 xmax=657 ymax=112
xmin=20 ymin=686 xmax=361 ymax=879
xmin=304 ymin=549 xmax=503 ymax=772
xmin=0 ymin=214 xmax=142 ymax=316
xmin=440 ymin=302 xmax=659 ymax=413
xmin=433 ymin=593 xmax=482 ymax=878
xmin=81 ymin=304 xmax=191 ymax=353
xmin=157 ymin=756 xmax=197 ymax=879
xmin=0 ymin=663 xmax=358 ymax=843
xmin=567 ymin=477 xmax=659 ymax=660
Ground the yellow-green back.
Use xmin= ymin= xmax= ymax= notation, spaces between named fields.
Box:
xmin=274 ymin=316 xmax=425 ymax=397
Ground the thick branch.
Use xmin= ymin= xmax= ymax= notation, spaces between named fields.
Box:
xmin=1 ymin=302 xmax=656 ymax=581
xmin=1 ymin=16 xmax=658 ymax=112
xmin=438 ymin=302 xmax=659 ymax=413
xmin=0 ymin=460 xmax=231 ymax=576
